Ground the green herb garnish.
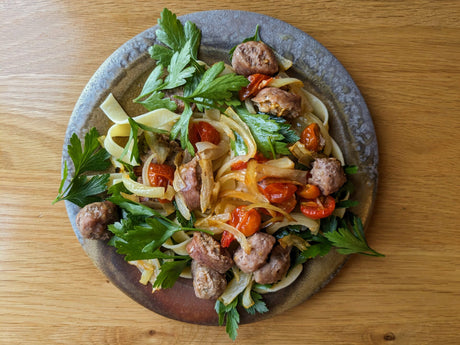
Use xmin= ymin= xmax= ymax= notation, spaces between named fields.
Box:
xmin=53 ymin=128 xmax=111 ymax=207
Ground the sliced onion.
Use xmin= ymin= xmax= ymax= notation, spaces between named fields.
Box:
xmin=208 ymin=219 xmax=251 ymax=254
xmin=273 ymin=51 xmax=293 ymax=71
xmin=244 ymin=99 xmax=257 ymax=114
xmin=199 ymin=158 xmax=214 ymax=213
xmin=219 ymin=269 xmax=252 ymax=305
xmin=264 ymin=157 xmax=295 ymax=169
xmin=330 ymin=137 xmax=345 ymax=165
xmin=122 ymin=174 xmax=174 ymax=200
xmin=162 ymin=237 xmax=191 ymax=256
xmin=267 ymin=77 xmax=303 ymax=89
xmin=141 ymin=153 xmax=156 ymax=187
xmin=245 ymin=160 xmax=269 ymax=203
xmin=256 ymin=163 xmax=308 ymax=184
xmin=242 ymin=279 xmax=255 ymax=309
xmin=253 ymin=264 xmax=303 ymax=294
xmin=174 ymin=192 xmax=191 ymax=220
xmin=244 ymin=202 xmax=295 ymax=222
xmin=265 ymin=212 xmax=320 ymax=235
xmin=289 ymin=141 xmax=315 ymax=167
xmin=144 ymin=131 xmax=170 ymax=164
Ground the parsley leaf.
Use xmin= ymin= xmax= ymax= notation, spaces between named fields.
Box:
xmin=215 ymin=299 xmax=240 ymax=341
xmin=324 ymin=214 xmax=385 ymax=257
xmin=155 ymin=8 xmax=201 ymax=59
xmin=162 ymin=40 xmax=195 ymax=89
xmin=53 ymin=128 xmax=111 ymax=207
xmin=234 ymin=106 xmax=299 ymax=158
xmin=245 ymin=291 xmax=268 ymax=315
xmin=153 ymin=258 xmax=190 ymax=289
xmin=169 ymin=102 xmax=195 ymax=155
xmin=120 ymin=118 xmax=168 ymax=164
xmin=184 ymin=62 xmax=249 ymax=105
xmin=134 ymin=41 xmax=196 ymax=109
xmin=230 ymin=131 xmax=248 ymax=156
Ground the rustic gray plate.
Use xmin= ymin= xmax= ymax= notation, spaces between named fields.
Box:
xmin=62 ymin=10 xmax=378 ymax=325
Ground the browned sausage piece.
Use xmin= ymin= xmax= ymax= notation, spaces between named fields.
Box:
xmin=186 ymin=232 xmax=234 ymax=274
xmin=178 ymin=156 xmax=201 ymax=210
xmin=191 ymin=260 xmax=227 ymax=300
xmin=233 ymin=232 xmax=276 ymax=273
xmin=308 ymin=157 xmax=347 ymax=196
xmin=231 ymin=41 xmax=279 ymax=76
xmin=75 ymin=201 xmax=119 ymax=240
xmin=253 ymin=245 xmax=291 ymax=284
xmin=251 ymin=87 xmax=302 ymax=119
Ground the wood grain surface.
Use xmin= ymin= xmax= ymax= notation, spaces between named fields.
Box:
xmin=1 ymin=1 xmax=459 ymax=344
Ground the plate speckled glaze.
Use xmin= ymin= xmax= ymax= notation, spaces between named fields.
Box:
xmin=62 ymin=10 xmax=378 ymax=325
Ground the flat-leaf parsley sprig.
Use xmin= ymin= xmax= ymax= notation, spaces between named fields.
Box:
xmin=53 ymin=128 xmax=111 ymax=208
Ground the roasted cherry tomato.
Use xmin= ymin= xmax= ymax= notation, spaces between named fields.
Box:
xmin=229 ymin=206 xmax=261 ymax=236
xmin=189 ymin=121 xmax=221 ymax=150
xmin=231 ymin=152 xmax=269 ymax=170
xmin=220 ymin=231 xmax=235 ymax=248
xmin=300 ymin=123 xmax=322 ymax=152
xmin=300 ymin=195 xmax=336 ymax=219
xmin=148 ymin=163 xmax=175 ymax=203
xmin=258 ymin=179 xmax=298 ymax=204
xmin=274 ymin=194 xmax=297 ymax=214
xmin=147 ymin=163 xmax=175 ymax=187
xmin=222 ymin=206 xmax=262 ymax=247
xmin=239 ymin=74 xmax=273 ymax=101
xmin=297 ymin=184 xmax=321 ymax=200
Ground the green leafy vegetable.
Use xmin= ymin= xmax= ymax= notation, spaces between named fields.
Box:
xmin=153 ymin=258 xmax=190 ymax=289
xmin=53 ymin=128 xmax=111 ymax=207
xmin=215 ymin=299 xmax=240 ymax=341
xmin=215 ymin=286 xmax=268 ymax=340
xmin=245 ymin=291 xmax=268 ymax=315
xmin=169 ymin=102 xmax=195 ymax=154
xmin=234 ymin=106 xmax=299 ymax=158
xmin=324 ymin=214 xmax=385 ymax=257
xmin=155 ymin=8 xmax=201 ymax=58
xmin=183 ymin=62 xmax=249 ymax=105
xmin=120 ymin=118 xmax=169 ymax=164
xmin=230 ymin=131 xmax=248 ymax=156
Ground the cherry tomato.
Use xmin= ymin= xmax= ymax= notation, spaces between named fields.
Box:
xmin=229 ymin=206 xmax=261 ymax=236
xmin=300 ymin=195 xmax=336 ymax=219
xmin=147 ymin=163 xmax=175 ymax=187
xmin=220 ymin=231 xmax=235 ymax=248
xmin=239 ymin=74 xmax=273 ymax=101
xmin=258 ymin=179 xmax=298 ymax=204
xmin=189 ymin=121 xmax=221 ymax=150
xmin=148 ymin=163 xmax=175 ymax=203
xmin=222 ymin=206 xmax=262 ymax=247
xmin=231 ymin=152 xmax=269 ymax=170
xmin=275 ymin=194 xmax=297 ymax=214
xmin=297 ymin=184 xmax=321 ymax=200
xmin=300 ymin=123 xmax=322 ymax=152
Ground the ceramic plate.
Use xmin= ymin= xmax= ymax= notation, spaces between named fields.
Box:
xmin=62 ymin=10 xmax=378 ymax=325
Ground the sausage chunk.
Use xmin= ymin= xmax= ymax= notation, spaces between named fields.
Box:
xmin=75 ymin=201 xmax=118 ymax=240
xmin=178 ymin=157 xmax=201 ymax=210
xmin=308 ymin=158 xmax=347 ymax=196
xmin=186 ymin=232 xmax=234 ymax=274
xmin=253 ymin=245 xmax=291 ymax=284
xmin=191 ymin=260 xmax=227 ymax=300
xmin=233 ymin=232 xmax=276 ymax=273
xmin=252 ymin=87 xmax=301 ymax=119
xmin=232 ymin=41 xmax=279 ymax=76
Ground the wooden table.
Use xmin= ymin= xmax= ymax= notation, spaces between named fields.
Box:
xmin=1 ymin=1 xmax=459 ymax=344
